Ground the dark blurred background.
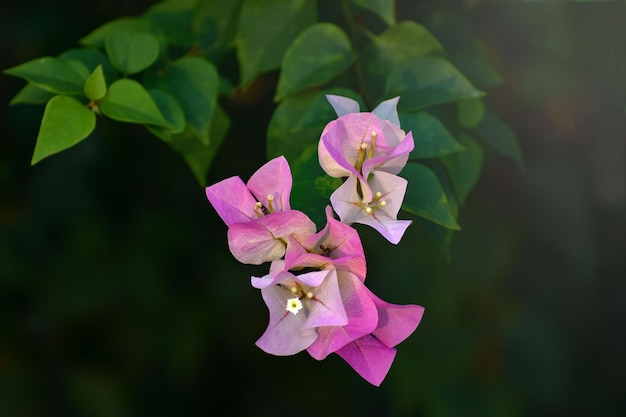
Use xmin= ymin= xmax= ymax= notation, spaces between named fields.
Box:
xmin=1 ymin=1 xmax=624 ymax=416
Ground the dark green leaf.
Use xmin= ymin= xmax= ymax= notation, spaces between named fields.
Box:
xmin=291 ymin=144 xmax=342 ymax=229
xmin=384 ymin=56 xmax=484 ymax=111
xmin=450 ymin=54 xmax=503 ymax=91
xmin=100 ymin=79 xmax=168 ymax=126
xmin=293 ymin=87 xmax=364 ymax=132
xmin=144 ymin=0 xmax=195 ymax=48
xmin=400 ymin=111 xmax=465 ymax=159
xmin=144 ymin=56 xmax=219 ymax=145
xmin=58 ymin=47 xmax=119 ymax=83
xmin=350 ymin=0 xmax=395 ymax=25
xmin=266 ymin=91 xmax=317 ymax=161
xmin=79 ymin=17 xmax=152 ymax=48
xmin=363 ymin=21 xmax=445 ymax=98
xmin=105 ymin=29 xmax=160 ymax=74
xmin=84 ymin=65 xmax=107 ymax=101
xmin=440 ymin=133 xmax=484 ymax=205
xmin=168 ymin=103 xmax=230 ymax=186
xmin=9 ymin=83 xmax=55 ymax=105
xmin=4 ymin=57 xmax=88 ymax=95
xmin=146 ymin=89 xmax=186 ymax=141
xmin=457 ymin=97 xmax=485 ymax=128
xmin=276 ymin=23 xmax=354 ymax=100
xmin=476 ymin=108 xmax=524 ymax=170
xmin=31 ymin=95 xmax=96 ymax=164
xmin=401 ymin=162 xmax=460 ymax=230
xmin=236 ymin=0 xmax=317 ymax=86
xmin=193 ymin=0 xmax=242 ymax=58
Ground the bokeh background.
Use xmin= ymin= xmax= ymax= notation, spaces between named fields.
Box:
xmin=1 ymin=1 xmax=624 ymax=416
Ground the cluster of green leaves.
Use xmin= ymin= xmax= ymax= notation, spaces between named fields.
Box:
xmin=4 ymin=0 xmax=523 ymax=258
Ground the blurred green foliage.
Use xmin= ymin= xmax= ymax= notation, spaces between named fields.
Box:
xmin=0 ymin=1 xmax=624 ymax=416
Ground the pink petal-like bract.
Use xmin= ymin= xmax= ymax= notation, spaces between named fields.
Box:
xmin=335 ymin=335 xmax=397 ymax=387
xmin=227 ymin=210 xmax=315 ymax=264
xmin=307 ymin=271 xmax=378 ymax=360
xmin=286 ymin=206 xmax=367 ymax=280
xmin=246 ymin=155 xmax=292 ymax=213
xmin=330 ymin=173 xmax=412 ymax=244
xmin=205 ymin=176 xmax=258 ymax=226
xmin=367 ymin=288 xmax=425 ymax=348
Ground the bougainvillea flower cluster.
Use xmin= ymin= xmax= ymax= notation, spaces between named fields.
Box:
xmin=319 ymin=95 xmax=414 ymax=244
xmin=205 ymin=95 xmax=424 ymax=386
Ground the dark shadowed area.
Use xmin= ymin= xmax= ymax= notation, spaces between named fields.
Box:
xmin=1 ymin=1 xmax=624 ymax=416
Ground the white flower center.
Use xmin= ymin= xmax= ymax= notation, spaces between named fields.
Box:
xmin=285 ymin=297 xmax=303 ymax=315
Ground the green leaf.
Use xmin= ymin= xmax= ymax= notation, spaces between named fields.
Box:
xmin=9 ymin=83 xmax=55 ymax=105
xmin=193 ymin=0 xmax=242 ymax=58
xmin=266 ymin=91 xmax=317 ymax=161
xmin=105 ymin=28 xmax=160 ymax=74
xmin=79 ymin=17 xmax=152 ymax=48
xmin=450 ymin=54 xmax=503 ymax=91
xmin=440 ymin=133 xmax=484 ymax=205
xmin=401 ymin=162 xmax=460 ymax=230
xmin=236 ymin=0 xmax=317 ymax=86
xmin=291 ymin=144 xmax=342 ymax=229
xmin=457 ymin=97 xmax=485 ymax=128
xmin=4 ymin=57 xmax=88 ymax=95
xmin=384 ymin=56 xmax=484 ymax=111
xmin=350 ymin=0 xmax=395 ymax=25
xmin=100 ymin=79 xmax=168 ymax=126
xmin=143 ymin=56 xmax=219 ymax=145
xmin=144 ymin=0 xmax=195 ymax=47
xmin=276 ymin=23 xmax=354 ymax=100
xmin=146 ymin=89 xmax=186 ymax=141
xmin=399 ymin=111 xmax=465 ymax=159
xmin=84 ymin=65 xmax=107 ymax=101
xmin=58 ymin=47 xmax=119 ymax=83
xmin=363 ymin=21 xmax=445 ymax=98
xmin=476 ymin=108 xmax=524 ymax=170
xmin=31 ymin=95 xmax=96 ymax=165
xmin=292 ymin=87 xmax=364 ymax=132
xmin=168 ymin=103 xmax=230 ymax=186
xmin=413 ymin=162 xmax=459 ymax=261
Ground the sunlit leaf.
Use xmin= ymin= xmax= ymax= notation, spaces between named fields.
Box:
xmin=31 ymin=95 xmax=96 ymax=164
xmin=236 ymin=0 xmax=317 ymax=86
xmin=276 ymin=23 xmax=354 ymax=100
